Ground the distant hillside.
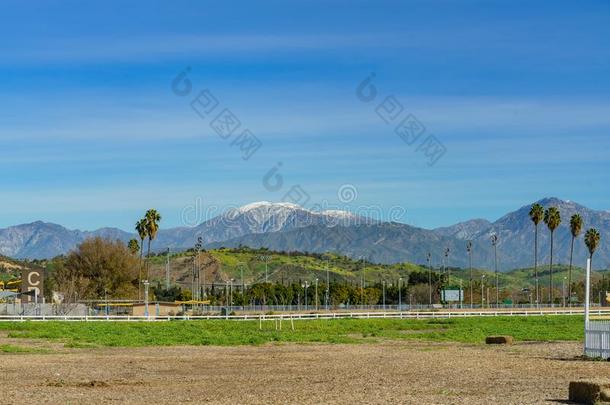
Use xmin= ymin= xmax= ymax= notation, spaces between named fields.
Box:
xmin=212 ymin=197 xmax=610 ymax=270
xmin=0 ymin=198 xmax=608 ymax=271
xmin=147 ymin=247 xmax=427 ymax=288
xmin=147 ymin=248 xmax=608 ymax=297
xmin=436 ymin=197 xmax=610 ymax=270
xmin=0 ymin=221 xmax=132 ymax=259
xmin=207 ymin=222 xmax=496 ymax=270
xmin=0 ymin=255 xmax=40 ymax=282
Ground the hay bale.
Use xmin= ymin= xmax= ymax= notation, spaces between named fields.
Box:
xmin=485 ymin=336 xmax=513 ymax=345
xmin=569 ymin=380 xmax=610 ymax=404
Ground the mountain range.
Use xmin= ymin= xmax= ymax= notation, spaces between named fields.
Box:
xmin=0 ymin=198 xmax=608 ymax=271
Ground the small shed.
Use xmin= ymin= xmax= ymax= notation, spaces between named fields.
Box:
xmin=132 ymin=302 xmax=181 ymax=317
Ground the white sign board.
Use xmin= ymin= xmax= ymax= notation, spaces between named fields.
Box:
xmin=442 ymin=289 xmax=463 ymax=302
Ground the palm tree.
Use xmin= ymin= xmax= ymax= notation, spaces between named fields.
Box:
xmin=584 ymin=228 xmax=601 ymax=306
xmin=529 ymin=203 xmax=544 ymax=306
xmin=568 ymin=214 xmax=583 ymax=305
xmin=585 ymin=228 xmax=601 ymax=261
xmin=144 ymin=209 xmax=162 ymax=280
xmin=135 ymin=219 xmax=148 ymax=299
xmin=128 ymin=239 xmax=140 ymax=255
xmin=544 ymin=207 xmax=561 ymax=305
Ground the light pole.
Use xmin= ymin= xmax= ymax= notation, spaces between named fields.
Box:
xmin=104 ymin=288 xmax=108 ymax=316
xmin=398 ymin=277 xmax=403 ymax=310
xmin=382 ymin=281 xmax=386 ymax=310
xmin=315 ymin=278 xmax=319 ymax=311
xmin=487 ymin=287 xmax=490 ymax=307
xmin=195 ymin=237 xmax=203 ymax=301
xmin=225 ymin=280 xmax=229 ymax=309
xmin=143 ymin=280 xmax=150 ymax=318
xmin=445 ymin=247 xmax=451 ymax=282
xmin=237 ymin=262 xmax=247 ymax=291
xmin=467 ymin=241 xmax=473 ymax=308
xmin=427 ymin=252 xmax=432 ymax=306
xmin=491 ymin=234 xmax=499 ymax=308
xmin=165 ymin=247 xmax=171 ymax=289
xmin=191 ymin=258 xmax=196 ymax=303
xmin=481 ymin=274 xmax=485 ymax=308
xmin=459 ymin=278 xmax=463 ymax=309
xmin=236 ymin=261 xmax=248 ymax=309
xmin=303 ymin=281 xmax=309 ymax=311
xmin=562 ymin=276 xmax=567 ymax=307
xmin=258 ymin=255 xmax=271 ymax=283
xmin=325 ymin=259 xmax=330 ymax=311
xmin=360 ymin=256 xmax=366 ymax=308
xmin=230 ymin=278 xmax=235 ymax=312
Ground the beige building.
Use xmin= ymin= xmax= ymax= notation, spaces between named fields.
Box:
xmin=131 ymin=302 xmax=181 ymax=317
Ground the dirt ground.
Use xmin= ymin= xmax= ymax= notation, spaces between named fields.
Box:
xmin=1 ymin=339 xmax=609 ymax=404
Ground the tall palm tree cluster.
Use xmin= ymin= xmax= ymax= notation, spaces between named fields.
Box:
xmin=529 ymin=203 xmax=601 ymax=305
xmin=133 ymin=209 xmax=162 ymax=299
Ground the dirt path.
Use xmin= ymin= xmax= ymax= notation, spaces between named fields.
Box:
xmin=1 ymin=341 xmax=608 ymax=404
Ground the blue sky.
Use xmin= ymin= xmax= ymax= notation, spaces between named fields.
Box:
xmin=1 ymin=0 xmax=609 ymax=231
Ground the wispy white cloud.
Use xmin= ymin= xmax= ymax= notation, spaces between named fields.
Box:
xmin=4 ymin=86 xmax=610 ymax=145
xmin=2 ymin=33 xmax=399 ymax=64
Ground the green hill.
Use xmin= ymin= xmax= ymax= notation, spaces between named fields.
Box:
xmin=148 ymin=247 xmax=427 ymax=287
xmin=148 ymin=247 xmax=609 ymax=294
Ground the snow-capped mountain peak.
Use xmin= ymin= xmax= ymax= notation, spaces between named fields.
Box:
xmin=208 ymin=202 xmax=364 ymax=239
xmin=236 ymin=201 xmax=303 ymax=213
xmin=233 ymin=202 xmax=357 ymax=219
xmin=321 ymin=209 xmax=358 ymax=219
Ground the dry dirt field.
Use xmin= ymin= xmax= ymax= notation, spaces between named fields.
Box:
xmin=2 ymin=339 xmax=609 ymax=404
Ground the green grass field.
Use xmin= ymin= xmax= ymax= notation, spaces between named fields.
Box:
xmin=0 ymin=316 xmax=584 ymax=348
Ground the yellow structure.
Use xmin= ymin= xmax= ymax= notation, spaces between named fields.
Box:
xmin=132 ymin=302 xmax=182 ymax=317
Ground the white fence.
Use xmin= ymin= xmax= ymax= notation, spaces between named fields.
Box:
xmin=585 ymin=320 xmax=610 ymax=359
xmin=0 ymin=308 xmax=609 ymax=322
